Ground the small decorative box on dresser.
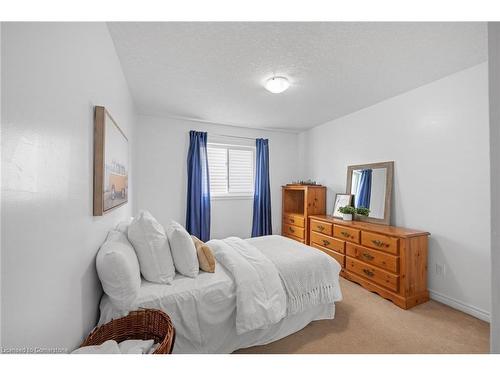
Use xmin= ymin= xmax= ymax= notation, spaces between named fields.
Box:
xmin=282 ymin=185 xmax=326 ymax=244
xmin=308 ymin=215 xmax=430 ymax=309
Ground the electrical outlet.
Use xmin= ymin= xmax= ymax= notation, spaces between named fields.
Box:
xmin=435 ymin=263 xmax=446 ymax=277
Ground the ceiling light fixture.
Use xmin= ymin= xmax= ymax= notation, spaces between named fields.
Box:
xmin=265 ymin=76 xmax=290 ymax=94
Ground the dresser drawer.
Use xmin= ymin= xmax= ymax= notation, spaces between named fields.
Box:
xmin=311 ymin=243 xmax=345 ymax=268
xmin=361 ymin=231 xmax=399 ymax=255
xmin=310 ymin=219 xmax=333 ymax=236
xmin=345 ymin=242 xmax=398 ymax=273
xmin=346 ymin=258 xmax=399 ymax=292
xmin=283 ymin=214 xmax=305 ymax=228
xmin=310 ymin=232 xmax=345 ymax=254
xmin=334 ymin=225 xmax=360 ymax=243
xmin=284 ymin=233 xmax=304 ymax=243
xmin=282 ymin=222 xmax=305 ymax=239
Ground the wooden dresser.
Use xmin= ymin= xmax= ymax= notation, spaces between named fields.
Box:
xmin=308 ymin=215 xmax=430 ymax=309
xmin=282 ymin=185 xmax=326 ymax=244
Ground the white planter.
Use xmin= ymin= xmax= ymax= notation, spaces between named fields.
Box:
xmin=342 ymin=213 xmax=353 ymax=221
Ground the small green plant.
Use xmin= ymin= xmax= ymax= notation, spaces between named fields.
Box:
xmin=338 ymin=205 xmax=356 ymax=214
xmin=355 ymin=207 xmax=371 ymax=216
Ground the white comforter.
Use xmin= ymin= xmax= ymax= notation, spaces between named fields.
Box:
xmin=247 ymin=235 xmax=343 ymax=314
xmin=208 ymin=236 xmax=342 ymax=333
xmin=207 ymin=237 xmax=287 ymax=334
xmin=99 ymin=235 xmax=342 ymax=353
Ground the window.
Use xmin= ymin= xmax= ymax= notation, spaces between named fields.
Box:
xmin=207 ymin=143 xmax=255 ymax=198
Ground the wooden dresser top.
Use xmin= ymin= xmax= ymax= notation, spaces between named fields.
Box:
xmin=282 ymin=184 xmax=326 ymax=190
xmin=309 ymin=215 xmax=430 ymax=238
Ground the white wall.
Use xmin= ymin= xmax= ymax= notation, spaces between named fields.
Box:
xmin=1 ymin=23 xmax=136 ymax=351
xmin=0 ymin=23 xmax=3 ymax=348
xmin=133 ymin=115 xmax=299 ymax=239
xmin=298 ymin=63 xmax=491 ymax=320
xmin=488 ymin=22 xmax=500 ymax=352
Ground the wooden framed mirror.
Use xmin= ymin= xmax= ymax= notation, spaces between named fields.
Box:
xmin=346 ymin=161 xmax=394 ymax=225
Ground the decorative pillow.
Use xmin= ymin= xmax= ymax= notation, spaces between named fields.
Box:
xmin=127 ymin=210 xmax=175 ymax=284
xmin=116 ymin=217 xmax=133 ymax=234
xmin=191 ymin=236 xmax=216 ymax=273
xmin=166 ymin=221 xmax=199 ymax=278
xmin=96 ymin=230 xmax=141 ymax=311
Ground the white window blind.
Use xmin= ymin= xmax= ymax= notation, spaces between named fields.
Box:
xmin=207 ymin=143 xmax=255 ymax=197
xmin=207 ymin=146 xmax=228 ymax=195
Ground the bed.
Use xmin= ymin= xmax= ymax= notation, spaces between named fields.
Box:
xmin=99 ymin=234 xmax=342 ymax=353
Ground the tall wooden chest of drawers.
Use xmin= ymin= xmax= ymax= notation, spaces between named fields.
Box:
xmin=308 ymin=215 xmax=430 ymax=309
xmin=281 ymin=185 xmax=326 ymax=244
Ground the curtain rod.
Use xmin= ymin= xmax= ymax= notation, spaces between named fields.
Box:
xmin=209 ymin=133 xmax=257 ymax=141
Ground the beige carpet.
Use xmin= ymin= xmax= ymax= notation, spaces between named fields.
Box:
xmin=236 ymin=278 xmax=489 ymax=354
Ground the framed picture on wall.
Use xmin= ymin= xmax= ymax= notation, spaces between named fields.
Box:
xmin=332 ymin=193 xmax=353 ymax=218
xmin=93 ymin=106 xmax=129 ymax=216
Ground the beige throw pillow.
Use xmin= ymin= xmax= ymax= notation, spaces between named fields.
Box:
xmin=191 ymin=236 xmax=216 ymax=273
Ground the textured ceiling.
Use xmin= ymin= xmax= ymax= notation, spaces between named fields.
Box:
xmin=108 ymin=22 xmax=487 ymax=131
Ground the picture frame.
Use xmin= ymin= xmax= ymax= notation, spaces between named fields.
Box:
xmin=93 ymin=106 xmax=129 ymax=216
xmin=332 ymin=193 xmax=353 ymax=218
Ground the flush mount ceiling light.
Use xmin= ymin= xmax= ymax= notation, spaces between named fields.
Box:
xmin=265 ymin=76 xmax=290 ymax=94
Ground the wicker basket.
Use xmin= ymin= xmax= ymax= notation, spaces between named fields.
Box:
xmin=81 ymin=309 xmax=175 ymax=354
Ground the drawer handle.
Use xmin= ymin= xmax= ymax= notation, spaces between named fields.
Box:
xmin=317 ymin=225 xmax=325 ymax=232
xmin=289 ymin=227 xmax=295 ymax=233
xmin=362 ymin=252 xmax=374 ymax=261
xmin=341 ymin=231 xmax=352 ymax=239
xmin=372 ymin=239 xmax=389 ymax=248
xmin=363 ymin=269 xmax=374 ymax=277
xmin=290 ymin=218 xmax=295 ymax=223
xmin=322 ymin=239 xmax=330 ymax=247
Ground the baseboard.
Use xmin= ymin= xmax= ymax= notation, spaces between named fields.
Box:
xmin=429 ymin=289 xmax=490 ymax=322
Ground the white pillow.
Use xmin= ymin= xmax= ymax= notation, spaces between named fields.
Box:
xmin=96 ymin=230 xmax=141 ymax=311
xmin=167 ymin=221 xmax=199 ymax=278
xmin=118 ymin=339 xmax=154 ymax=354
xmin=72 ymin=340 xmax=121 ymax=354
xmin=116 ymin=217 xmax=133 ymax=234
xmin=127 ymin=210 xmax=175 ymax=284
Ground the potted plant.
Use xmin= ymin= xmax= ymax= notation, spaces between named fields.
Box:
xmin=355 ymin=207 xmax=370 ymax=217
xmin=338 ymin=205 xmax=356 ymax=221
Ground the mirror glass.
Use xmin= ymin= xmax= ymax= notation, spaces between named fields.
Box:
xmin=349 ymin=167 xmax=387 ymax=219
xmin=346 ymin=161 xmax=393 ymax=225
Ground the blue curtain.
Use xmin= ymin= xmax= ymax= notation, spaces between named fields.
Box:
xmin=251 ymin=138 xmax=272 ymax=237
xmin=355 ymin=169 xmax=372 ymax=209
xmin=186 ymin=131 xmax=211 ymax=241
